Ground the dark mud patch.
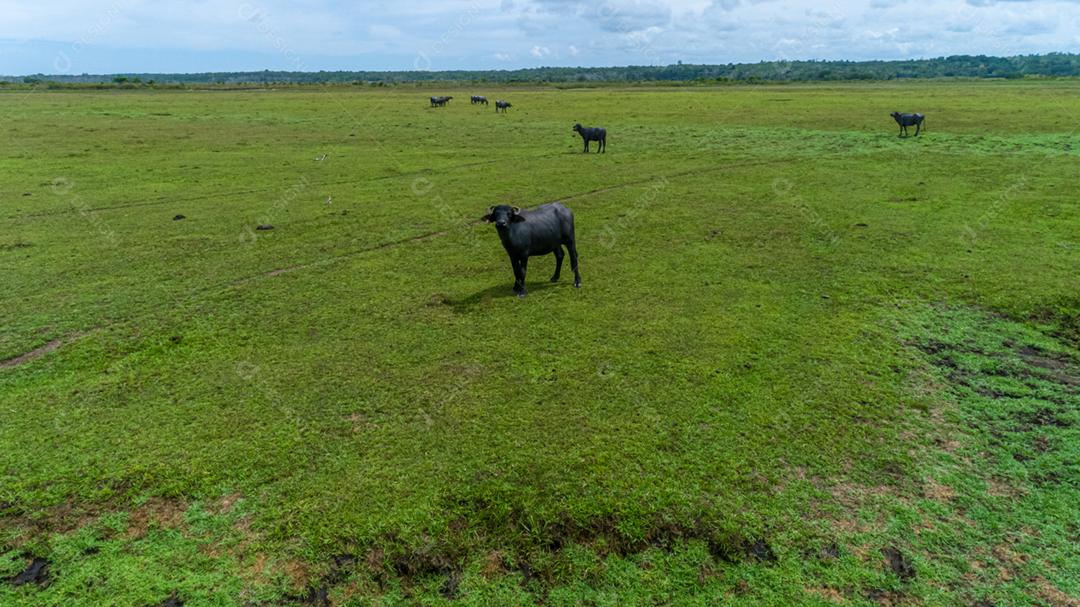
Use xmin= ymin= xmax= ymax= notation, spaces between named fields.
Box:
xmin=275 ymin=585 xmax=329 ymax=607
xmin=882 ymin=546 xmax=916 ymax=581
xmin=865 ymin=588 xmax=904 ymax=605
xmin=9 ymin=556 xmax=50 ymax=588
xmin=1017 ymin=346 xmax=1080 ymax=387
xmin=302 ymin=587 xmax=329 ymax=606
xmin=340 ymin=504 xmax=784 ymax=601
xmin=1015 ymin=408 xmax=1071 ymax=430
xmin=1028 ymin=300 xmax=1080 ymax=350
xmin=746 ymin=538 xmax=778 ymax=563
xmin=0 ymin=338 xmax=65 ymax=369
xmin=439 ymin=569 xmax=462 ymax=599
xmin=159 ymin=591 xmax=184 ymax=606
xmin=813 ymin=542 xmax=841 ymax=561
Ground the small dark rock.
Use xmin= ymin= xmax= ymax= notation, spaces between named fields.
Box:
xmin=820 ymin=542 xmax=841 ymax=559
xmin=519 ymin=561 xmax=534 ymax=585
xmin=300 ymin=586 xmax=329 ymax=606
xmin=746 ymin=539 xmax=777 ymax=563
xmin=865 ymin=588 xmax=890 ymax=603
xmin=22 ymin=192 xmax=32 ymax=197
xmin=160 ymin=591 xmax=183 ymax=607
xmin=882 ymin=546 xmax=916 ymax=581
xmin=255 ymin=224 xmax=274 ymax=231
xmin=332 ymin=553 xmax=356 ymax=569
xmin=854 ymin=223 xmax=869 ymax=227
xmin=439 ymin=570 xmax=462 ymax=599
xmin=10 ymin=557 xmax=50 ymax=587
xmin=173 ymin=214 xmax=185 ymax=221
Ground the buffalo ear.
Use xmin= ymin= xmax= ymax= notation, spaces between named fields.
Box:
xmin=511 ymin=207 xmax=526 ymax=223
xmin=481 ymin=206 xmax=495 ymax=222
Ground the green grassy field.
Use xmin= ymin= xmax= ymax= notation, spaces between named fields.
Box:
xmin=1 ymin=80 xmax=1078 ymax=606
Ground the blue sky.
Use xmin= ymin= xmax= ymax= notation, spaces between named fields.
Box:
xmin=0 ymin=0 xmax=1077 ymax=75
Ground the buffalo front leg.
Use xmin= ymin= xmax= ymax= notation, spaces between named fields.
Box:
xmin=511 ymin=257 xmax=526 ymax=295
xmin=516 ymin=256 xmax=529 ymax=297
xmin=914 ymin=122 xmax=921 ymax=137
xmin=551 ymin=247 xmax=564 ymax=283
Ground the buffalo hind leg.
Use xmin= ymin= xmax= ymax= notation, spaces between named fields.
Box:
xmin=567 ymin=241 xmax=581 ymax=288
xmin=551 ymin=247 xmax=564 ymax=283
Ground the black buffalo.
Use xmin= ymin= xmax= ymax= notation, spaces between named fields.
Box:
xmin=890 ymin=112 xmax=925 ymax=137
xmin=573 ymin=123 xmax=606 ymax=153
xmin=430 ymin=95 xmax=453 ymax=107
xmin=495 ymin=100 xmax=512 ymax=113
xmin=482 ymin=203 xmax=581 ymax=297
xmin=471 ymin=95 xmax=489 ymax=105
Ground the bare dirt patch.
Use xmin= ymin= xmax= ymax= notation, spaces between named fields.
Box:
xmin=807 ymin=586 xmax=846 ymax=603
xmin=212 ymin=492 xmax=243 ymax=514
xmin=1032 ymin=577 xmax=1079 ymax=607
xmin=922 ymin=478 xmax=957 ymax=502
xmin=1 ymin=338 xmax=65 ymax=369
xmin=125 ymin=498 xmax=188 ymax=540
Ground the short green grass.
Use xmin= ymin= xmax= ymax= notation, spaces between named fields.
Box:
xmin=1 ymin=80 xmax=1078 ymax=606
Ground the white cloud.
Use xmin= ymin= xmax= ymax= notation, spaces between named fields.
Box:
xmin=0 ymin=0 xmax=1078 ymax=73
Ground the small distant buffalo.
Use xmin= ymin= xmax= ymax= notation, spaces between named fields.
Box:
xmin=573 ymin=123 xmax=606 ymax=153
xmin=890 ymin=112 xmax=925 ymax=137
xmin=482 ymin=203 xmax=581 ymax=297
xmin=495 ymin=100 xmax=512 ymax=113
xmin=471 ymin=95 xmax=489 ymax=105
xmin=430 ymin=95 xmax=453 ymax=107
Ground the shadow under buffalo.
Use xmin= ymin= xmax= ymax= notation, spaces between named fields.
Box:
xmin=449 ymin=280 xmax=564 ymax=309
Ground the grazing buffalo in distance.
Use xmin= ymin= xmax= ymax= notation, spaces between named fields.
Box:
xmin=471 ymin=95 xmax=489 ymax=105
xmin=430 ymin=96 xmax=453 ymax=107
xmin=495 ymin=100 xmax=512 ymax=113
xmin=573 ymin=123 xmax=606 ymax=153
xmin=890 ymin=112 xmax=925 ymax=137
xmin=482 ymin=203 xmax=581 ymax=297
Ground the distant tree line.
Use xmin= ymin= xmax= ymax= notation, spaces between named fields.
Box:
xmin=4 ymin=53 xmax=1080 ymax=86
